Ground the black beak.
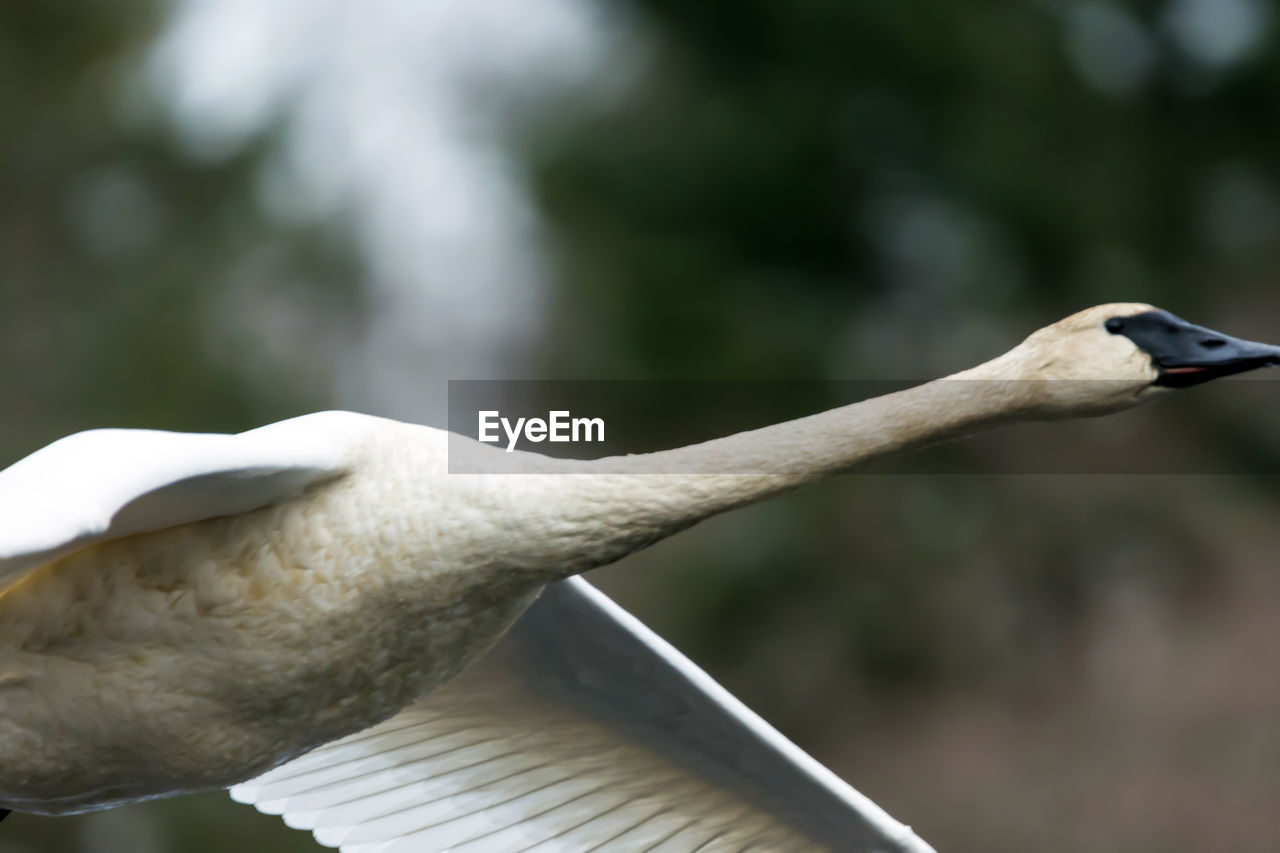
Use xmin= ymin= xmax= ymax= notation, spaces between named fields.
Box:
xmin=1105 ymin=310 xmax=1280 ymax=388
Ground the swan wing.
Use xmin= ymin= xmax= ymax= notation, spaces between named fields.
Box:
xmin=0 ymin=412 xmax=356 ymax=589
xmin=231 ymin=577 xmax=935 ymax=853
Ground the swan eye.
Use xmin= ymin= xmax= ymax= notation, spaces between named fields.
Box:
xmin=1105 ymin=318 xmax=1125 ymax=333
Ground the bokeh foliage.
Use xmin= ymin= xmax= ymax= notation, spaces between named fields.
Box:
xmin=0 ymin=2 xmax=356 ymax=459
xmin=3 ymin=1 xmax=1280 ymax=851
xmin=522 ymin=2 xmax=1280 ymax=849
xmin=533 ymin=0 xmax=1279 ymax=380
xmin=524 ymin=0 xmax=1280 ymax=678
xmin=1 ymin=2 xmax=352 ymax=851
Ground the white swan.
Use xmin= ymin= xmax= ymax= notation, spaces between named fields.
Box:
xmin=0 ymin=304 xmax=1276 ymax=852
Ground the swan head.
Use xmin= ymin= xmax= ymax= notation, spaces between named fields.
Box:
xmin=993 ymin=303 xmax=1280 ymax=416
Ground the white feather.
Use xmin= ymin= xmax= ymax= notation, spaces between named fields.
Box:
xmin=0 ymin=412 xmax=360 ymax=590
xmin=230 ymin=578 xmax=935 ymax=853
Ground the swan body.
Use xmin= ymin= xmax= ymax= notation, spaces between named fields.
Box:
xmin=0 ymin=413 xmax=546 ymax=812
xmin=1 ymin=304 xmax=1277 ymax=848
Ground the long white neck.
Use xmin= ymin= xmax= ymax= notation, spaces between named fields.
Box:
xmin=490 ymin=359 xmax=1030 ymax=580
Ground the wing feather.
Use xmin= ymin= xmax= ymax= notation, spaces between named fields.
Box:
xmin=232 ymin=578 xmax=935 ymax=853
xmin=0 ymin=411 xmax=359 ymax=589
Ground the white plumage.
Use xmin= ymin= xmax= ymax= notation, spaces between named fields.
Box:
xmin=0 ymin=415 xmax=352 ymax=589
xmin=231 ymin=579 xmax=928 ymax=852
xmin=1 ymin=303 xmax=1277 ymax=851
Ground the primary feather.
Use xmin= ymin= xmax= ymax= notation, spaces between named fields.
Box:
xmin=232 ymin=578 xmax=931 ymax=853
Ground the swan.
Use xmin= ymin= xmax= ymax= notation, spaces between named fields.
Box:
xmin=0 ymin=303 xmax=1276 ymax=852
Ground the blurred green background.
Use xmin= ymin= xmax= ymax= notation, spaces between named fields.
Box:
xmin=3 ymin=1 xmax=1280 ymax=851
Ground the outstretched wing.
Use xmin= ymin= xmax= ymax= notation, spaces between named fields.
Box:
xmin=232 ymin=577 xmax=934 ymax=853
xmin=0 ymin=412 xmax=356 ymax=590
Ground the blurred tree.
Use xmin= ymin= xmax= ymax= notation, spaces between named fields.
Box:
xmin=4 ymin=0 xmax=1280 ymax=851
xmin=522 ymin=4 xmax=1280 ymax=849
xmin=0 ymin=2 xmax=357 ymax=460
xmin=532 ymin=0 xmax=1280 ymax=380
xmin=0 ymin=2 xmax=355 ymax=851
